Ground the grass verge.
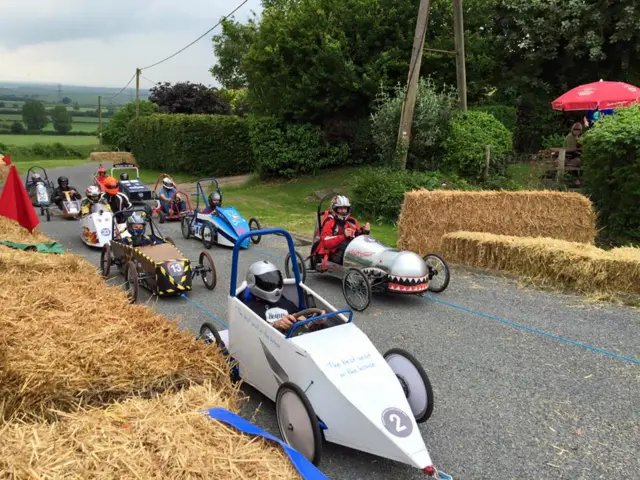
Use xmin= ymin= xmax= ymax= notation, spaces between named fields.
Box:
xmin=0 ymin=134 xmax=99 ymax=146
xmin=223 ymin=168 xmax=398 ymax=246
xmin=12 ymin=159 xmax=88 ymax=174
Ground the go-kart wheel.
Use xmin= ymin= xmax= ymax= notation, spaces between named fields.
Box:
xmin=181 ymin=215 xmax=192 ymax=239
xmin=197 ymin=322 xmax=224 ymax=349
xmin=165 ymin=236 xmax=175 ymax=246
xmin=383 ymin=348 xmax=434 ymax=423
xmin=342 ymin=268 xmax=372 ymax=312
xmin=45 ymin=208 xmax=51 ymax=222
xmin=124 ymin=261 xmax=139 ymax=303
xmin=201 ymin=223 xmax=215 ymax=249
xmin=158 ymin=211 xmax=166 ymax=224
xmin=276 ymin=382 xmax=323 ymax=466
xmin=249 ymin=218 xmax=261 ymax=244
xmin=284 ymin=250 xmax=307 ymax=283
xmin=40 ymin=207 xmax=44 ymax=216
xmin=423 ymin=253 xmax=450 ymax=293
xmin=199 ymin=251 xmax=217 ymax=290
xmin=100 ymin=244 xmax=112 ymax=277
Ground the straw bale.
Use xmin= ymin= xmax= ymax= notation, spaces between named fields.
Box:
xmin=398 ymin=190 xmax=597 ymax=254
xmin=88 ymin=152 xmax=137 ymax=165
xmin=0 ymin=162 xmax=8 ymax=184
xmin=0 ymin=217 xmax=51 ymax=243
xmin=442 ymin=231 xmax=640 ymax=296
xmin=0 ymin=383 xmax=301 ymax=479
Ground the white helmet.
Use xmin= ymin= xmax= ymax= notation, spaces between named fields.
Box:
xmin=86 ymin=185 xmax=101 ymax=202
xmin=246 ymin=260 xmax=283 ymax=304
xmin=162 ymin=178 xmax=174 ymax=189
xmin=331 ymin=195 xmax=351 ymax=220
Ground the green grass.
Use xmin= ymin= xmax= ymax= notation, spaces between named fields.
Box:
xmin=507 ymin=163 xmax=547 ymax=189
xmin=222 ymin=167 xmax=398 ymax=246
xmin=12 ymin=159 xmax=88 ymax=174
xmin=135 ymin=169 xmax=200 ymax=185
xmin=0 ymin=134 xmax=99 ymax=146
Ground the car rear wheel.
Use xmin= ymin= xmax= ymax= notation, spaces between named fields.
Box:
xmin=181 ymin=215 xmax=192 ymax=239
xmin=100 ymin=244 xmax=112 ymax=277
xmin=158 ymin=210 xmax=166 ymax=223
xmin=284 ymin=251 xmax=307 ymax=283
xmin=249 ymin=217 xmax=261 ymax=244
xmin=199 ymin=251 xmax=217 ymax=290
xmin=342 ymin=268 xmax=371 ymax=312
xmin=423 ymin=253 xmax=450 ymax=293
xmin=124 ymin=261 xmax=139 ymax=303
xmin=383 ymin=348 xmax=434 ymax=423
xmin=197 ymin=322 xmax=224 ymax=348
xmin=45 ymin=208 xmax=51 ymax=222
xmin=202 ymin=223 xmax=215 ymax=249
xmin=276 ymin=382 xmax=323 ymax=466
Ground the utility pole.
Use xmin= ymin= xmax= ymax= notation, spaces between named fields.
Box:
xmin=452 ymin=0 xmax=467 ymax=111
xmin=98 ymin=96 xmax=103 ymax=146
xmin=396 ymin=0 xmax=432 ymax=170
xmin=135 ymin=68 xmax=141 ymax=118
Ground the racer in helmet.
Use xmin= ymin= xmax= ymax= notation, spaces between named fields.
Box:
xmin=95 ymin=165 xmax=108 ymax=187
xmin=118 ymin=212 xmax=163 ymax=247
xmin=80 ymin=186 xmax=110 ymax=217
xmin=52 ymin=175 xmax=81 ymax=210
xmin=201 ymin=190 xmax=222 ymax=215
xmin=119 ymin=172 xmax=129 ymax=181
xmin=243 ymin=260 xmax=325 ymax=332
xmin=26 ymin=172 xmax=43 ymax=191
xmin=103 ymin=176 xmax=133 ymax=223
xmin=316 ymin=195 xmax=370 ymax=269
xmin=158 ymin=177 xmax=187 ymax=214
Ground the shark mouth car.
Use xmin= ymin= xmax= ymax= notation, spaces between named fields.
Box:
xmin=283 ymin=194 xmax=451 ymax=312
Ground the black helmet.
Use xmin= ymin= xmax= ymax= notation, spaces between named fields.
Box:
xmin=58 ymin=176 xmax=69 ymax=188
xmin=120 ymin=172 xmax=129 ymax=181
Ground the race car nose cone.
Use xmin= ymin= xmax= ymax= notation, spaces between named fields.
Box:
xmin=390 ymin=251 xmax=427 ymax=280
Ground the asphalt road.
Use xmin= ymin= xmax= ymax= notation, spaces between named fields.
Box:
xmin=27 ymin=165 xmax=640 ymax=480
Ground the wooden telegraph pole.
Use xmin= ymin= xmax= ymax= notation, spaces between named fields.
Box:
xmin=396 ymin=0 xmax=432 ymax=170
xmin=135 ymin=68 xmax=141 ymax=118
xmin=452 ymin=0 xmax=467 ymax=111
xmin=98 ymin=95 xmax=103 ymax=146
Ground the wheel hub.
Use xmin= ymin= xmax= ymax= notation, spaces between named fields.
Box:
xmin=397 ymin=374 xmax=410 ymax=398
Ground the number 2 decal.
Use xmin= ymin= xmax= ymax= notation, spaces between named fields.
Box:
xmin=389 ymin=413 xmax=407 ymax=433
xmin=381 ymin=407 xmax=413 ymax=438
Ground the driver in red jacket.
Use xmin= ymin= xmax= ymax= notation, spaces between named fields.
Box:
xmin=316 ymin=195 xmax=370 ymax=270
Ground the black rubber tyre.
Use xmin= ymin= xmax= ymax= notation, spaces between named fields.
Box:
xmin=45 ymin=208 xmax=51 ymax=222
xmin=199 ymin=251 xmax=217 ymax=290
xmin=342 ymin=268 xmax=372 ymax=312
xmin=181 ymin=215 xmax=192 ymax=239
xmin=100 ymin=244 xmax=112 ymax=277
xmin=249 ymin=217 xmax=261 ymax=244
xmin=383 ymin=348 xmax=434 ymax=423
xmin=275 ymin=382 xmax=323 ymax=466
xmin=158 ymin=211 xmax=166 ymax=224
xmin=124 ymin=260 xmax=139 ymax=303
xmin=40 ymin=207 xmax=44 ymax=216
xmin=197 ymin=322 xmax=224 ymax=348
xmin=423 ymin=253 xmax=450 ymax=293
xmin=284 ymin=251 xmax=307 ymax=283
xmin=202 ymin=223 xmax=215 ymax=249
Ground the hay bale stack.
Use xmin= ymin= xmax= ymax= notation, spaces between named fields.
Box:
xmin=0 ymin=383 xmax=301 ymax=479
xmin=88 ymin=152 xmax=137 ymax=165
xmin=398 ymin=190 xmax=597 ymax=254
xmin=0 ymin=161 xmax=9 ymax=184
xmin=0 ymin=217 xmax=51 ymax=243
xmin=442 ymin=231 xmax=640 ymax=296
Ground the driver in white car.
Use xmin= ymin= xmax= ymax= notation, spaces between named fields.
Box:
xmin=244 ymin=260 xmax=325 ymax=332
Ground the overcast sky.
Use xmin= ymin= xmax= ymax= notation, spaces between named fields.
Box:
xmin=0 ymin=0 xmax=262 ymax=88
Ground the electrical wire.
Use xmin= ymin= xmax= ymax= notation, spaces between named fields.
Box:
xmin=140 ymin=0 xmax=249 ymax=71
xmin=141 ymin=75 xmax=158 ymax=86
xmin=104 ymin=72 xmax=137 ymax=102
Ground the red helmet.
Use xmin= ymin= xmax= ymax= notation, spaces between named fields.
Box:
xmin=97 ymin=165 xmax=106 ymax=177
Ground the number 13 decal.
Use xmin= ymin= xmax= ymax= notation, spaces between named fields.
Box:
xmin=168 ymin=262 xmax=183 ymax=274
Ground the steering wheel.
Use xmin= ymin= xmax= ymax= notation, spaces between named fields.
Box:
xmin=288 ymin=308 xmax=327 ymax=336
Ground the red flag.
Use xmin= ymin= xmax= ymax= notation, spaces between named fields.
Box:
xmin=2 ymin=154 xmax=12 ymax=166
xmin=0 ymin=165 xmax=40 ymax=233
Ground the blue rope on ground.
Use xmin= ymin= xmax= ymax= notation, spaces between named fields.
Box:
xmin=180 ymin=294 xmax=228 ymax=329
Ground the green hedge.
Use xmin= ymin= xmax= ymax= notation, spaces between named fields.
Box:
xmin=471 ymin=104 xmax=517 ymax=133
xmin=128 ymin=114 xmax=253 ymax=176
xmin=0 ymin=142 xmax=85 ymax=159
xmin=582 ymin=105 xmax=640 ymax=244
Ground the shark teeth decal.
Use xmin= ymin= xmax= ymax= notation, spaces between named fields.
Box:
xmin=388 ymin=282 xmax=429 ymax=293
xmin=388 ymin=275 xmax=428 ymax=286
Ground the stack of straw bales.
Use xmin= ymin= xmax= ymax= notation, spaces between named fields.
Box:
xmin=0 ymin=217 xmax=301 ymax=478
xmin=398 ymin=190 xmax=597 ymax=254
xmin=0 ymin=160 xmax=8 ymax=184
xmin=442 ymin=231 xmax=640 ymax=297
xmin=88 ymin=152 xmax=137 ymax=165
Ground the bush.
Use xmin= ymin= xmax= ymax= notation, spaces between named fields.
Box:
xmin=248 ymin=115 xmax=348 ymax=178
xmin=351 ymin=167 xmax=474 ymax=222
xmin=513 ymin=96 xmax=573 ymax=152
xmin=370 ymin=78 xmax=459 ymax=170
xmin=5 ymin=143 xmax=84 ymax=159
xmin=471 ymin=104 xmax=517 ymax=134
xmin=10 ymin=121 xmax=25 ymax=134
xmin=582 ymin=105 xmax=640 ymax=244
xmin=103 ymin=101 xmax=158 ymax=151
xmin=541 ymin=133 xmax=565 ymax=150
xmin=441 ymin=110 xmax=513 ymax=180
xmin=323 ymin=117 xmax=374 ymax=165
xmin=128 ymin=114 xmax=253 ymax=176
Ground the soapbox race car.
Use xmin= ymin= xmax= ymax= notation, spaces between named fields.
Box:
xmin=95 ymin=161 xmax=153 ymax=205
xmin=25 ymin=166 xmax=54 ymax=221
xmin=196 ymin=228 xmax=452 ymax=479
xmin=59 ymin=190 xmax=82 ymax=219
xmin=99 ymin=207 xmax=217 ymax=303
xmin=150 ymin=174 xmax=193 ymax=223
xmin=283 ymin=195 xmax=450 ymax=311
xmin=181 ymin=178 xmax=262 ymax=249
xmin=80 ymin=202 xmax=124 ymax=248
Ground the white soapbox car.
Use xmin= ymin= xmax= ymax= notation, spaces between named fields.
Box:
xmin=80 ymin=204 xmax=131 ymax=248
xmin=197 ymin=228 xmax=452 ymax=479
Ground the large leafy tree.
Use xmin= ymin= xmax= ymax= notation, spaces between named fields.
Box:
xmin=51 ymin=105 xmax=73 ymax=134
xmin=244 ymin=0 xmax=419 ymax=122
xmin=21 ymin=100 xmax=49 ymax=131
xmin=210 ymin=17 xmax=258 ymax=89
xmin=149 ymin=82 xmax=231 ymax=115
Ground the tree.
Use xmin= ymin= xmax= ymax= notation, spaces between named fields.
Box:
xmin=102 ymin=100 xmax=158 ymax=150
xmin=61 ymin=97 xmax=72 ymax=105
xmin=73 ymin=102 xmax=80 ymax=111
xmin=21 ymin=100 xmax=49 ymax=131
xmin=149 ymin=82 xmax=231 ymax=114
xmin=211 ymin=17 xmax=258 ymax=89
xmin=0 ymin=102 xmax=5 ymax=108
xmin=10 ymin=121 xmax=25 ymax=134
xmin=244 ymin=0 xmax=418 ymax=122
xmin=51 ymin=105 xmax=73 ymax=134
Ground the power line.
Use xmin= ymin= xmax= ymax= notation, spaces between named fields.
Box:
xmin=105 ymin=72 xmax=137 ymax=102
xmin=140 ymin=0 xmax=249 ymax=71
xmin=141 ymin=75 xmax=158 ymax=86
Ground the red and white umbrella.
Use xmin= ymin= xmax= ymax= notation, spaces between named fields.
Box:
xmin=551 ymin=79 xmax=640 ymax=111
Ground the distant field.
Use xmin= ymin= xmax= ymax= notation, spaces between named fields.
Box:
xmin=0 ymin=134 xmax=100 ymax=146
xmin=0 ymin=113 xmax=110 ymax=123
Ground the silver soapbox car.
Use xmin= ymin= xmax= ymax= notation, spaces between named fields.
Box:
xmin=284 ymin=194 xmax=450 ymax=311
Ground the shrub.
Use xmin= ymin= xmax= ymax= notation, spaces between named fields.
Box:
xmin=10 ymin=121 xmax=24 ymax=134
xmin=323 ymin=117 xmax=374 ymax=165
xmin=541 ymin=133 xmax=565 ymax=150
xmin=441 ymin=110 xmax=513 ymax=180
xmin=351 ymin=167 xmax=474 ymax=222
xmin=582 ymin=105 xmax=640 ymax=244
xmin=248 ymin=115 xmax=348 ymax=178
xmin=5 ymin=143 xmax=84 ymax=159
xmin=471 ymin=104 xmax=517 ymax=133
xmin=103 ymin=101 xmax=158 ymax=151
xmin=128 ymin=114 xmax=253 ymax=176
xmin=370 ymin=77 xmax=459 ymax=170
